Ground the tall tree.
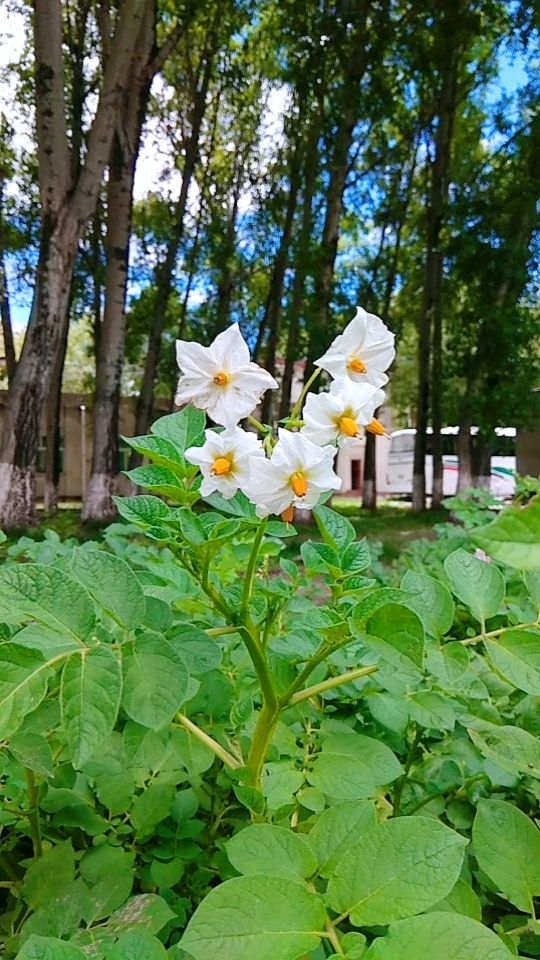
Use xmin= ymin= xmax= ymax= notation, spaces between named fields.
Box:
xmin=305 ymin=0 xmax=373 ymax=374
xmin=0 ymin=0 xmax=151 ymax=527
xmin=82 ymin=3 xmax=185 ymax=520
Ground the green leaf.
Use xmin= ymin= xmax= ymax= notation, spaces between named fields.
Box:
xmin=444 ymin=549 xmax=505 ymax=624
xmin=401 ymin=571 xmax=455 ymax=637
xmin=407 ymin=692 xmax=456 ymax=731
xmin=351 ymin=589 xmax=410 ymax=626
xmin=122 ymin=634 xmax=190 ymax=730
xmin=427 ymin=878 xmax=482 ymax=921
xmin=301 ymin=540 xmax=341 ymax=573
xmin=130 ymin=783 xmax=175 ymax=840
xmin=61 ymin=646 xmax=122 ymax=768
xmin=364 ymin=604 xmax=425 ymax=686
xmin=121 ymin=434 xmax=185 ymax=471
xmin=366 ymin=913 xmax=513 ymax=960
xmin=0 ymin=644 xmax=54 ymax=739
xmin=307 ymin=734 xmax=402 ymax=801
xmin=106 ymin=895 xmax=175 ymax=936
xmin=226 ymin=824 xmax=317 ymax=880
xmin=233 ymin=785 xmax=266 ymax=816
xmin=308 ymin=800 xmax=377 ymax=877
xmin=341 ymin=932 xmax=367 ymax=959
xmin=473 ymin=798 xmax=540 ymax=913
xmin=150 ymin=857 xmax=185 ymax=889
xmin=0 ymin=564 xmax=95 ymax=641
xmin=8 ymin=731 xmax=54 ymax=776
xmin=113 ymin=496 xmax=171 ymax=528
xmin=126 ymin=465 xmax=184 ymax=499
xmin=104 ymin=931 xmax=168 ymax=960
xmin=23 ymin=841 xmax=75 ymax=911
xmin=313 ymin=506 xmax=355 ymax=550
xmin=326 ymin=817 xmax=467 ymax=926
xmin=169 ymin=508 xmax=207 ymax=545
xmin=180 ymin=876 xmax=326 ymax=960
xmin=202 ymin=490 xmax=256 ymax=517
xmin=472 ymin=500 xmax=540 ymax=570
xmin=151 ymin=406 xmax=206 ymax=456
xmin=524 ymin=570 xmax=540 ymax=610
xmin=341 ymin=539 xmax=370 ymax=574
xmin=468 ymin=723 xmax=540 ymax=779
xmin=70 ymin=549 xmax=146 ymax=629
xmin=16 ymin=936 xmax=86 ymax=960
xmin=427 ymin=642 xmax=469 ymax=687
xmin=484 ymin=630 xmax=540 ymax=694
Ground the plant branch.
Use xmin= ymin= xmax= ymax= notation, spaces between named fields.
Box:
xmin=25 ymin=770 xmax=42 ymax=859
xmin=289 ymin=664 xmax=379 ymax=705
xmin=288 ymin=366 xmax=322 ymax=422
xmin=461 ymin=619 xmax=539 ymax=646
xmin=241 ymin=519 xmax=267 ymax=621
xmin=175 ymin=714 xmax=241 ymax=770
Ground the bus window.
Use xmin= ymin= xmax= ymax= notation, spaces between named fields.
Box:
xmin=390 ymin=434 xmax=415 ymax=455
xmin=492 ymin=435 xmax=516 ymax=457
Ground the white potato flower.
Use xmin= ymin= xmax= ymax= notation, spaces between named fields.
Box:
xmin=315 ymin=306 xmax=395 ymax=388
xmin=302 ymin=379 xmax=386 ymax=447
xmin=185 ymin=427 xmax=265 ymax=499
xmin=175 ymin=323 xmax=278 ymax=428
xmin=247 ymin=429 xmax=341 ymax=520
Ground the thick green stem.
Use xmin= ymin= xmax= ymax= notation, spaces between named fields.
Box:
xmin=246 ymin=700 xmax=280 ymax=789
xmin=175 ymin=714 xmax=242 ymax=770
xmin=25 ymin=770 xmax=42 ymax=859
xmin=241 ymin=622 xmax=277 ymax=708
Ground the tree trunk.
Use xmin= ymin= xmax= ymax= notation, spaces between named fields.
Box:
xmin=43 ymin=317 xmax=69 ymax=511
xmin=305 ymin=0 xmax=370 ymax=375
xmin=456 ymin=423 xmax=473 ymax=492
xmin=362 ymin=429 xmax=377 ymax=511
xmin=131 ymin=51 xmax=214 ymax=456
xmin=362 ymin=135 xmax=419 ymax=510
xmin=0 ymin=0 xmax=150 ymax=527
xmin=471 ymin=433 xmax=492 ymax=490
xmin=259 ymin=132 xmax=303 ymax=424
xmin=0 ymin=181 xmax=16 ymax=384
xmin=212 ymin=168 xmax=242 ymax=340
xmin=83 ymin=5 xmax=156 ymax=521
xmin=279 ymin=121 xmax=319 ymax=419
xmin=413 ymin=13 xmax=462 ymax=513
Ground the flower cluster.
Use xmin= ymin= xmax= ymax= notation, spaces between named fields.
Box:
xmin=178 ymin=308 xmax=394 ymax=519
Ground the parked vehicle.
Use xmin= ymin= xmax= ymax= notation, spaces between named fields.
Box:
xmin=384 ymin=426 xmax=516 ymax=497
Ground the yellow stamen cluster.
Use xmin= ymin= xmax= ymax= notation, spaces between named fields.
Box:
xmin=366 ymin=418 xmax=385 ymax=436
xmin=338 ymin=415 xmax=360 ymax=437
xmin=281 ymin=505 xmax=295 ymax=523
xmin=347 ymin=355 xmax=367 ymax=374
xmin=213 ymin=371 xmax=229 ymax=386
xmin=212 ymin=456 xmax=232 ymax=475
xmin=290 ymin=471 xmax=308 ymax=497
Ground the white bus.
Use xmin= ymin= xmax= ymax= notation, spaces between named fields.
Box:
xmin=384 ymin=426 xmax=516 ymax=498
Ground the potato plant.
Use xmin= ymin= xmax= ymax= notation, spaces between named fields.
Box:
xmin=1 ymin=314 xmax=540 ymax=958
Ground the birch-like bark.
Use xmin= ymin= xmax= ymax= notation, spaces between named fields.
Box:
xmin=83 ymin=2 xmax=157 ymax=521
xmin=0 ymin=0 xmax=149 ymax=527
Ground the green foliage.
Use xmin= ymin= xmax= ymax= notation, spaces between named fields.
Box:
xmin=0 ymin=407 xmax=540 ymax=960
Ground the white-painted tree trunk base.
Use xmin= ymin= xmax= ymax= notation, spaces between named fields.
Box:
xmin=362 ymin=479 xmax=376 ymax=511
xmin=43 ymin=480 xmax=59 ymax=512
xmin=0 ymin=462 xmax=37 ymax=528
xmin=81 ymin=473 xmax=118 ymax=521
